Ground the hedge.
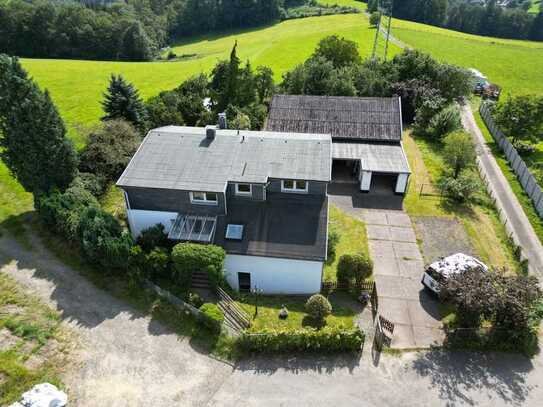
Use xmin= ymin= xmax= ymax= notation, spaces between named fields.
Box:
xmin=171 ymin=243 xmax=225 ymax=287
xmin=238 ymin=326 xmax=364 ymax=354
xmin=199 ymin=303 xmax=224 ymax=334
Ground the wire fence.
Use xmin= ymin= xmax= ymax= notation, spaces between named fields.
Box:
xmin=480 ymin=102 xmax=543 ymax=219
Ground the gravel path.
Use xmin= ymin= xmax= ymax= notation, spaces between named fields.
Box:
xmin=0 ymin=233 xmax=232 ymax=407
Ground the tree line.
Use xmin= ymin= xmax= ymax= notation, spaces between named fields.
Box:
xmin=367 ymin=0 xmax=543 ymax=41
xmin=0 ymin=0 xmax=358 ymax=61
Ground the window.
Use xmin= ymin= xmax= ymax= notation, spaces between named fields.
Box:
xmin=226 ymin=224 xmax=244 ymax=240
xmin=168 ymin=215 xmax=217 ymax=242
xmin=281 ymin=179 xmax=308 ymax=193
xmin=190 ymin=191 xmax=218 ymax=205
xmin=235 ymin=183 xmax=252 ymax=196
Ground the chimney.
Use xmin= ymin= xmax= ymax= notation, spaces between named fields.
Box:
xmin=205 ymin=125 xmax=216 ymax=140
xmin=218 ymin=112 xmax=227 ymax=130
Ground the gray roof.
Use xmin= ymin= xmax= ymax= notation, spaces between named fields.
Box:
xmin=214 ymin=193 xmax=328 ymax=261
xmin=266 ymin=95 xmax=403 ymax=142
xmin=117 ymin=126 xmax=332 ymax=193
xmin=332 ymin=142 xmax=411 ymax=174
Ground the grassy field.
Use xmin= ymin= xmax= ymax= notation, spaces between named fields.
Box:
xmin=0 ymin=274 xmax=71 ymax=404
xmin=530 ymin=0 xmax=541 ymax=13
xmin=403 ymin=132 xmax=521 ymax=272
xmin=324 ymin=205 xmax=369 ymax=282
xmin=21 ymin=12 xmax=391 ymax=147
xmin=391 ymin=19 xmax=543 ymax=96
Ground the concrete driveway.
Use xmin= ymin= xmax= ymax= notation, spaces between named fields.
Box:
xmin=364 ymin=210 xmax=445 ymax=348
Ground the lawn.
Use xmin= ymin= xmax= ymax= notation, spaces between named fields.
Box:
xmin=391 ymin=19 xmax=543 ymax=97
xmin=403 ymin=131 xmax=521 ymax=272
xmin=323 ymin=205 xmax=369 ymax=281
xmin=0 ymin=274 xmax=70 ymax=405
xmin=236 ymin=292 xmax=356 ymax=332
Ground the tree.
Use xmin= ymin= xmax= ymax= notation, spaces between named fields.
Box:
xmin=146 ymin=91 xmax=185 ymax=129
xmin=0 ymin=55 xmax=77 ymax=195
xmin=530 ymin=11 xmax=543 ymax=41
xmin=442 ymin=131 xmax=477 ymax=178
xmin=370 ymin=11 xmax=381 ymax=27
xmin=494 ymin=95 xmax=543 ymax=144
xmin=255 ymin=66 xmax=274 ymax=102
xmin=79 ymin=119 xmax=141 ymax=184
xmin=427 ymin=104 xmax=461 ymax=139
xmin=101 ymin=74 xmax=148 ymax=131
xmin=302 ymin=56 xmax=335 ymax=95
xmin=313 ymin=35 xmax=360 ymax=68
xmin=337 ymin=253 xmax=373 ymax=285
xmin=121 ymin=21 xmax=155 ymax=61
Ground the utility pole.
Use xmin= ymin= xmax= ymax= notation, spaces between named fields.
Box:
xmin=371 ymin=0 xmax=394 ymax=61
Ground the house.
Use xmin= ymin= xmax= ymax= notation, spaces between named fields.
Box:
xmin=116 ymin=125 xmax=332 ymax=294
xmin=266 ymin=95 xmax=411 ymax=195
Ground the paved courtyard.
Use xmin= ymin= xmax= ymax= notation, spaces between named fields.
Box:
xmin=363 ymin=209 xmax=445 ymax=349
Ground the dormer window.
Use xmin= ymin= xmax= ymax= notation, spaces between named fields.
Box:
xmin=235 ymin=183 xmax=252 ymax=196
xmin=281 ymin=180 xmax=308 ymax=193
xmin=190 ymin=191 xmax=218 ymax=205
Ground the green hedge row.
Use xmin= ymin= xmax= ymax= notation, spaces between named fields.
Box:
xmin=238 ymin=326 xmax=364 ymax=354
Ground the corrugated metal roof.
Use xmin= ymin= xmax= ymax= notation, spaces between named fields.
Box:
xmin=117 ymin=126 xmax=332 ymax=192
xmin=266 ymin=95 xmax=402 ymax=142
xmin=332 ymin=142 xmax=410 ymax=173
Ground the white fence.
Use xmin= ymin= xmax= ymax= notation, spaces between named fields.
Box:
xmin=479 ymin=103 xmax=543 ymax=219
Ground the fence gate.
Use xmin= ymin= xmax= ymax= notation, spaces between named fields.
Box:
xmin=373 ymin=315 xmax=395 ymax=351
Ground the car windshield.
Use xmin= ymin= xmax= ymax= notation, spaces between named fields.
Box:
xmin=426 ymin=268 xmax=446 ymax=283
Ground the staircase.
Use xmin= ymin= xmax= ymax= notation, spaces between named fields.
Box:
xmin=191 ymin=271 xmax=210 ymax=289
xmin=216 ymin=287 xmax=251 ymax=333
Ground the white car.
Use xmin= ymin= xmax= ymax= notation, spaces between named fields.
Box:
xmin=421 ymin=253 xmax=488 ymax=295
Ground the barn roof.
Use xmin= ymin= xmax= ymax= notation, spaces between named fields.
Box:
xmin=266 ymin=95 xmax=403 ymax=142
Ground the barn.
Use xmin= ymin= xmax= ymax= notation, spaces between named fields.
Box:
xmin=266 ymin=95 xmax=411 ymax=196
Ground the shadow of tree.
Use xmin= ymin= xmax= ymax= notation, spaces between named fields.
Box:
xmin=410 ymin=350 xmax=535 ymax=406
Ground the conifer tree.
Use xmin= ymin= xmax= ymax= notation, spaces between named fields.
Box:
xmin=0 ymin=54 xmax=77 ymax=196
xmin=101 ymin=74 xmax=147 ymax=131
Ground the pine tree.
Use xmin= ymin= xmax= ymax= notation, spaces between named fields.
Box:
xmin=0 ymin=54 xmax=77 ymax=196
xmin=101 ymin=74 xmax=148 ymax=131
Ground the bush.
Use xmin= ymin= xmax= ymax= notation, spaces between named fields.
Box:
xmin=171 ymin=243 xmax=225 ymax=288
xmin=71 ymin=172 xmax=108 ymax=197
xmin=78 ymin=206 xmax=133 ymax=271
xmin=167 ymin=50 xmax=177 ymax=60
xmin=438 ymin=171 xmax=481 ymax=203
xmin=199 ymin=303 xmax=224 ymax=334
xmin=369 ymin=11 xmax=381 ymax=27
xmin=37 ymin=184 xmax=100 ymax=241
xmin=427 ymin=105 xmax=461 ymax=139
xmin=337 ymin=253 xmax=373 ymax=285
xmin=137 ymin=224 xmax=171 ymax=252
xmin=327 ymin=229 xmax=340 ymax=259
xmin=146 ymin=247 xmax=171 ymax=279
xmin=187 ymin=292 xmax=204 ymax=309
xmin=79 ymin=119 xmax=141 ymax=184
xmin=238 ymin=326 xmax=364 ymax=353
xmin=127 ymin=245 xmax=149 ymax=288
xmin=305 ymin=294 xmax=332 ymax=321
xmin=442 ymin=131 xmax=477 ymax=178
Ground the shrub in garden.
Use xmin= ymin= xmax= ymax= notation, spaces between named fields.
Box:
xmin=327 ymin=229 xmax=340 ymax=259
xmin=78 ymin=206 xmax=133 ymax=271
xmin=187 ymin=292 xmax=204 ymax=309
xmin=305 ymin=294 xmax=332 ymax=322
xmin=438 ymin=171 xmax=481 ymax=203
xmin=146 ymin=247 xmax=171 ymax=279
xmin=171 ymin=243 xmax=225 ymax=287
xmin=238 ymin=326 xmax=364 ymax=353
xmin=137 ymin=224 xmax=171 ymax=252
xmin=427 ymin=104 xmax=461 ymax=139
xmin=337 ymin=253 xmax=373 ymax=285
xmin=199 ymin=303 xmax=224 ymax=334
xmin=71 ymin=172 xmax=108 ymax=197
xmin=37 ymin=184 xmax=100 ymax=241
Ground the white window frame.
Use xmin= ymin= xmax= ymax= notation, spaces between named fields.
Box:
xmin=190 ymin=191 xmax=219 ymax=205
xmin=281 ymin=179 xmax=309 ymax=194
xmin=235 ymin=183 xmax=252 ymax=196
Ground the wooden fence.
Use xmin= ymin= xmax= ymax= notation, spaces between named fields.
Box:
xmin=480 ymin=102 xmax=543 ymax=219
xmin=217 ymin=286 xmax=251 ymax=331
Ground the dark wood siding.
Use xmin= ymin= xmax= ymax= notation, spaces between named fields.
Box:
xmin=123 ymin=186 xmax=226 ymax=215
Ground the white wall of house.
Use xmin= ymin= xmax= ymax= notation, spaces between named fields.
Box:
xmin=224 ymin=254 xmax=323 ymax=294
xmin=395 ymin=173 xmax=409 ymax=194
xmin=127 ymin=209 xmax=178 ymax=238
xmin=360 ymin=171 xmax=372 ymax=192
